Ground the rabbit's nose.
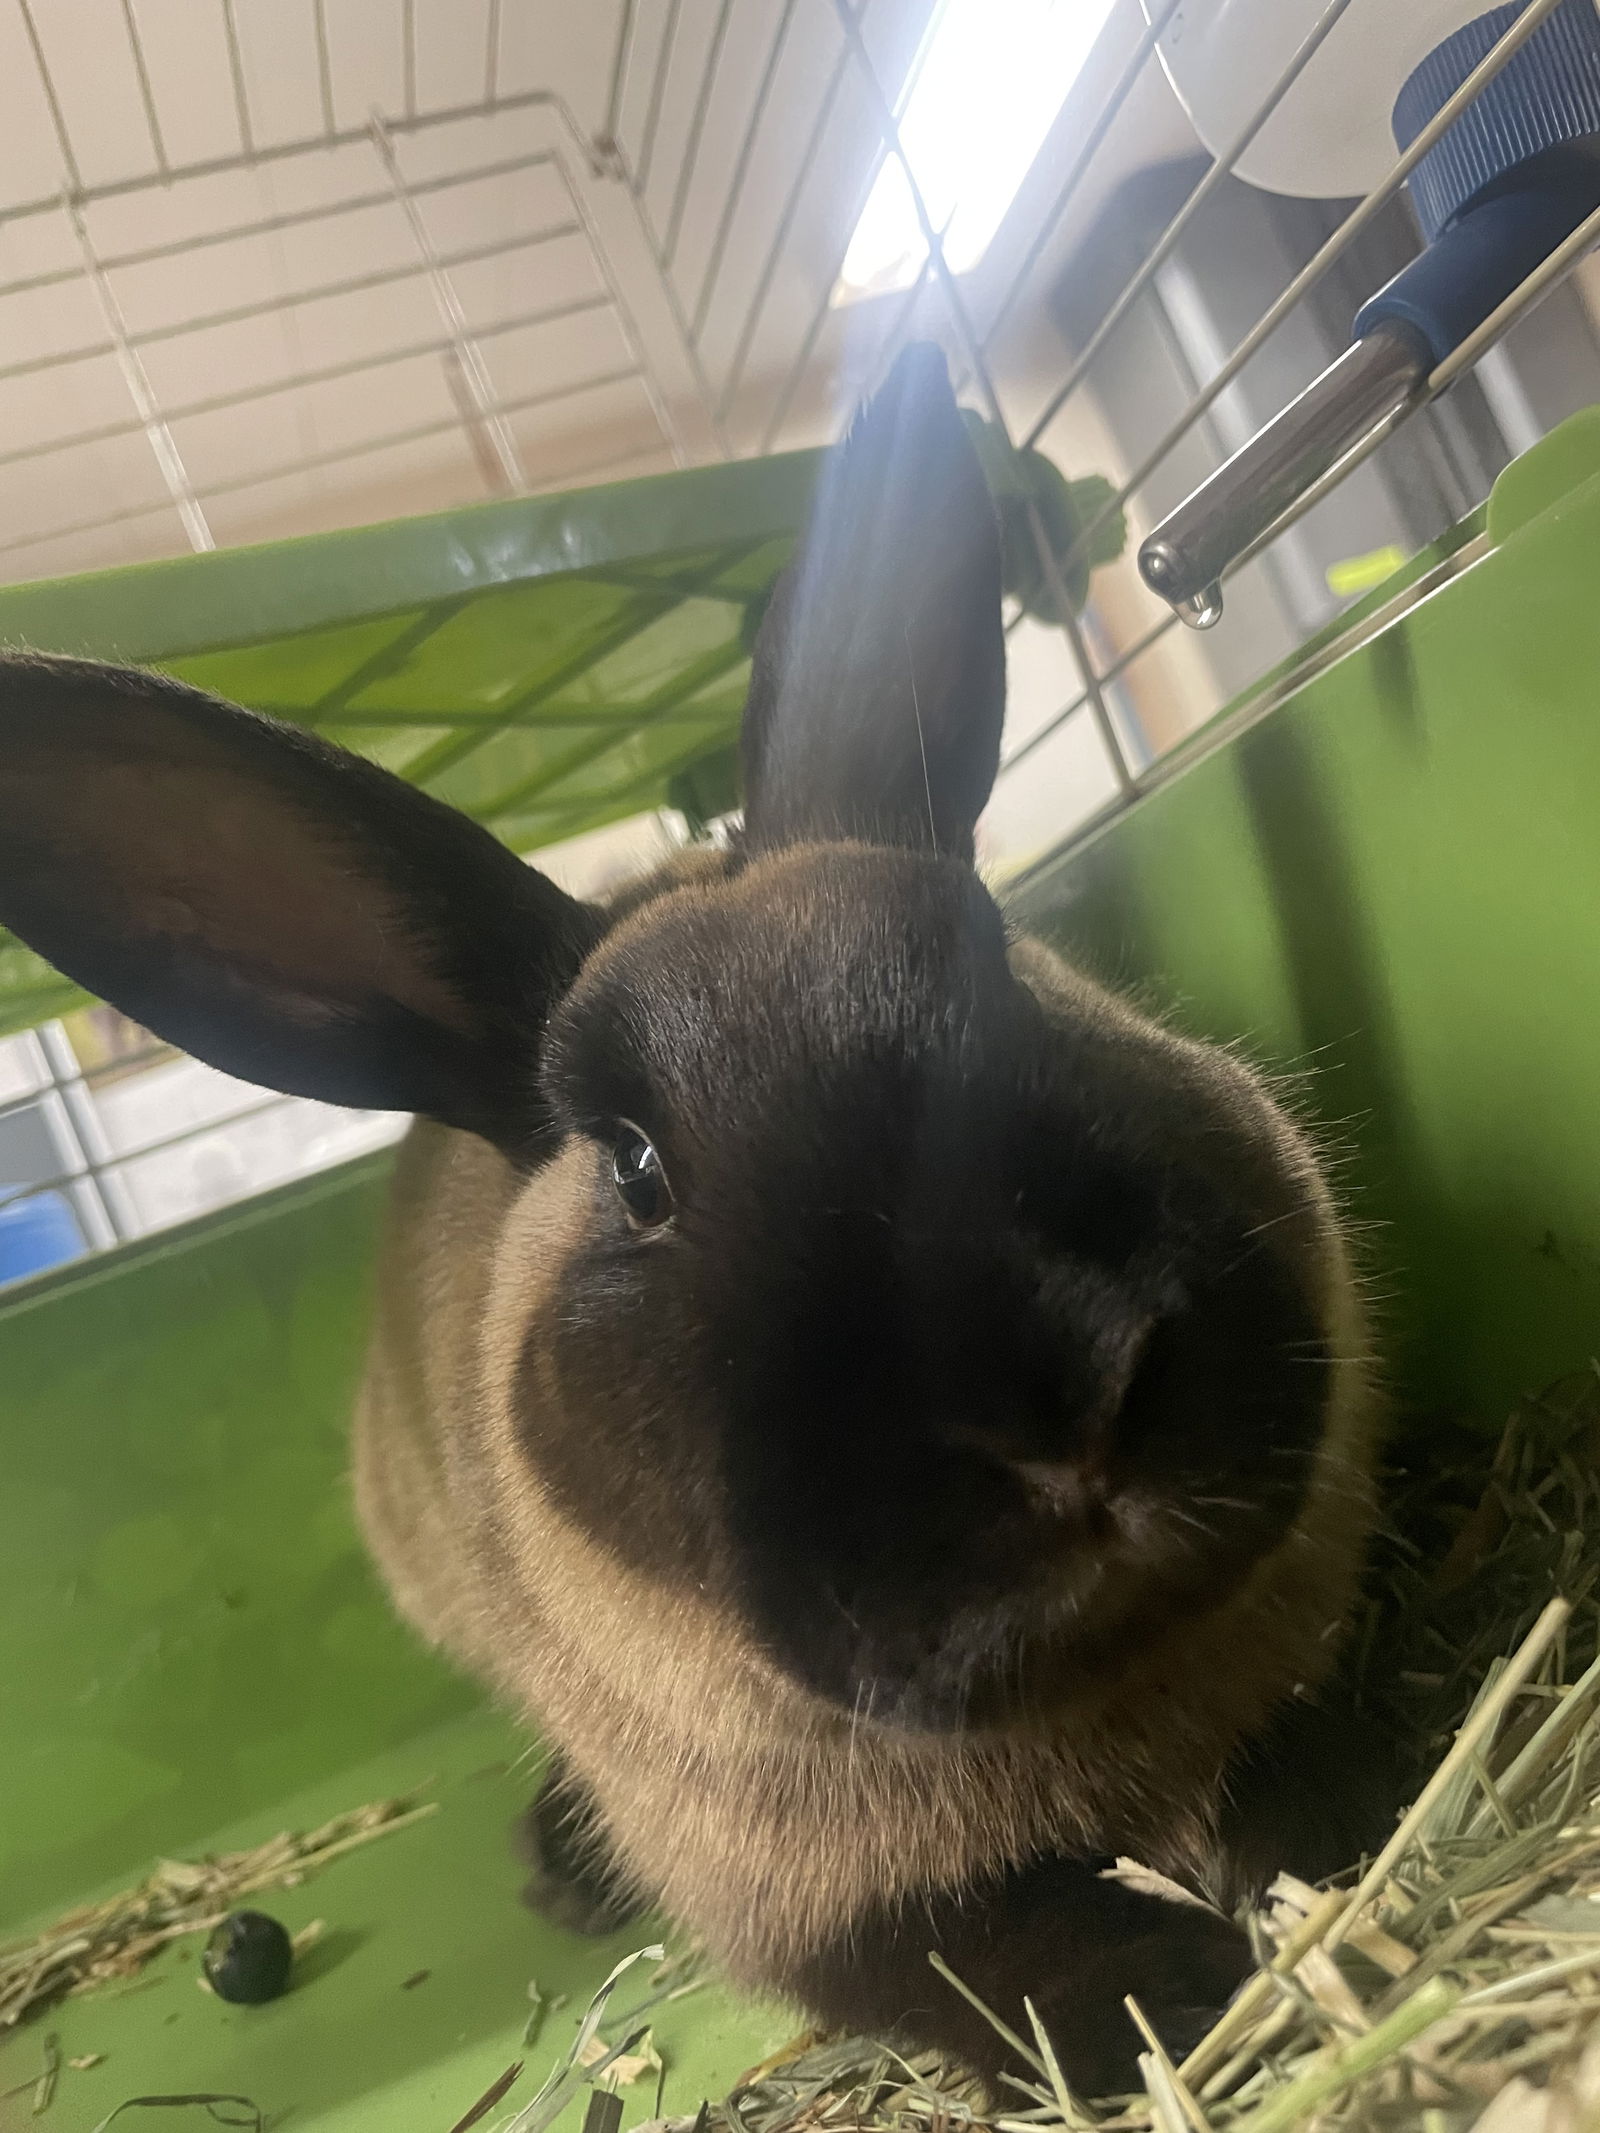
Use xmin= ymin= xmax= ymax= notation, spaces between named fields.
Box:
xmin=1084 ymin=1309 xmax=1162 ymax=1430
xmin=938 ymin=1309 xmax=1160 ymax=1472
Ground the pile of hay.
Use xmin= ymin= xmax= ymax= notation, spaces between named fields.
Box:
xmin=695 ymin=1370 xmax=1600 ymax=2133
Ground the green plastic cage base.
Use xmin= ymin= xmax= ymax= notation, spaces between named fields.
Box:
xmin=0 ymin=1707 xmax=789 ymax=2133
xmin=0 ymin=448 xmax=822 ymax=1040
xmin=0 ymin=1155 xmax=786 ymax=2127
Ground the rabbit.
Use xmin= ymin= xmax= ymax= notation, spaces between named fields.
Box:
xmin=0 ymin=343 xmax=1390 ymax=2097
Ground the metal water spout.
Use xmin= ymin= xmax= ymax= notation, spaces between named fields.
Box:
xmin=1135 ymin=0 xmax=1600 ymax=625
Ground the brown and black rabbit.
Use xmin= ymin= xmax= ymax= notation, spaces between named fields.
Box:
xmin=0 ymin=344 xmax=1391 ymax=2096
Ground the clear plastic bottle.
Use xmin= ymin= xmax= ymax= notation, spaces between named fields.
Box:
xmin=1141 ymin=0 xmax=1501 ymax=198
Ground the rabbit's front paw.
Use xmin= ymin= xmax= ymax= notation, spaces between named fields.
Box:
xmin=513 ymin=1760 xmax=647 ymax=1939
xmin=1044 ymin=1909 xmax=1253 ymax=2100
xmin=518 ymin=1843 xmax=644 ymax=1937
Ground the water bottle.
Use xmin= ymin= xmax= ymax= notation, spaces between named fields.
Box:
xmin=1142 ymin=1 xmax=1500 ymax=200
xmin=1136 ymin=0 xmax=1600 ymax=622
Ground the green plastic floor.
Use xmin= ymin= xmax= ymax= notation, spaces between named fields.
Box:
xmin=0 ymin=1162 xmax=786 ymax=2133
xmin=0 ymin=1705 xmax=784 ymax=2133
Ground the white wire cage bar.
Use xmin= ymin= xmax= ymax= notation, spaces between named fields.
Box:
xmin=565 ymin=0 xmax=1598 ymax=845
xmin=0 ymin=1 xmax=1572 ymax=606
xmin=3 ymin=3 xmax=1591 ymax=484
xmin=0 ymin=111 xmax=711 ymax=573
xmin=801 ymin=0 xmax=1600 ymax=842
xmin=0 ymin=1013 xmax=408 ymax=1272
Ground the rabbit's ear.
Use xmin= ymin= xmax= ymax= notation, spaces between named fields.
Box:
xmin=741 ymin=342 xmax=1005 ymax=860
xmin=0 ymin=655 xmax=599 ymax=1154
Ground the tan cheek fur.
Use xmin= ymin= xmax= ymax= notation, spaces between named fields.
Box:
xmin=352 ymin=935 xmax=1380 ymax=1998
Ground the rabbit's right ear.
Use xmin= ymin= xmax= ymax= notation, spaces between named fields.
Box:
xmin=0 ymin=655 xmax=600 ymax=1155
xmin=741 ymin=343 xmax=1006 ymax=861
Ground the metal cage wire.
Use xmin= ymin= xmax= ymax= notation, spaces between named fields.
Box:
xmin=0 ymin=0 xmax=1592 ymax=1264
xmin=0 ymin=0 xmax=1582 ymax=805
xmin=820 ymin=0 xmax=1588 ymax=842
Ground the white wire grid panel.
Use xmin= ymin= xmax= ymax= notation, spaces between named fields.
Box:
xmin=0 ymin=0 xmax=1597 ymax=1284
xmin=0 ymin=1021 xmax=405 ymax=1249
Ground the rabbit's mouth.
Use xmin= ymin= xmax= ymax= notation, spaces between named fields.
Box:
xmin=718 ymin=1239 xmax=1331 ymax=1735
xmin=733 ymin=1432 xmax=1319 ymax=1736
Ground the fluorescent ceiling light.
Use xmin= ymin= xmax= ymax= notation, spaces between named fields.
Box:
xmin=835 ymin=0 xmax=1118 ymax=305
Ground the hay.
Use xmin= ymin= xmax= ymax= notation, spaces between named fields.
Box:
xmin=88 ymin=2096 xmax=263 ymax=2132
xmin=0 ymin=1796 xmax=434 ymax=2034
xmin=698 ymin=1370 xmax=1600 ymax=2133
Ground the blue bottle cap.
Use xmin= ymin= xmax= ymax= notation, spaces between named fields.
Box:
xmin=1395 ymin=0 xmax=1600 ymax=244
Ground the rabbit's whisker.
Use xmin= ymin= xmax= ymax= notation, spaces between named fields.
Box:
xmin=906 ymin=624 xmax=938 ymax=857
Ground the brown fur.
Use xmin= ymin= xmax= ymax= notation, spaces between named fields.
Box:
xmin=353 ymin=851 xmax=1379 ymax=1997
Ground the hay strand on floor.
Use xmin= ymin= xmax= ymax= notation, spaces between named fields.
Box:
xmin=0 ymin=1797 xmax=435 ymax=2034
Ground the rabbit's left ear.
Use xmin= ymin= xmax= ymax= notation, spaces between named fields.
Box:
xmin=740 ymin=342 xmax=1006 ymax=862
xmin=0 ymin=655 xmax=600 ymax=1153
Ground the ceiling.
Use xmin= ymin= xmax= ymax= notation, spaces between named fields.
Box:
xmin=0 ymin=0 xmax=1200 ymax=588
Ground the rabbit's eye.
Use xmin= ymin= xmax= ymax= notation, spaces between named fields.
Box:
xmin=612 ymin=1122 xmax=674 ymax=1230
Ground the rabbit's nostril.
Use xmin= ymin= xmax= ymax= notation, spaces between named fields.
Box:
xmin=1107 ymin=1312 xmax=1183 ymax=1449
xmin=935 ymin=1312 xmax=1161 ymax=1476
xmin=1009 ymin=1454 xmax=1108 ymax=1530
xmin=1084 ymin=1312 xmax=1159 ymax=1432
